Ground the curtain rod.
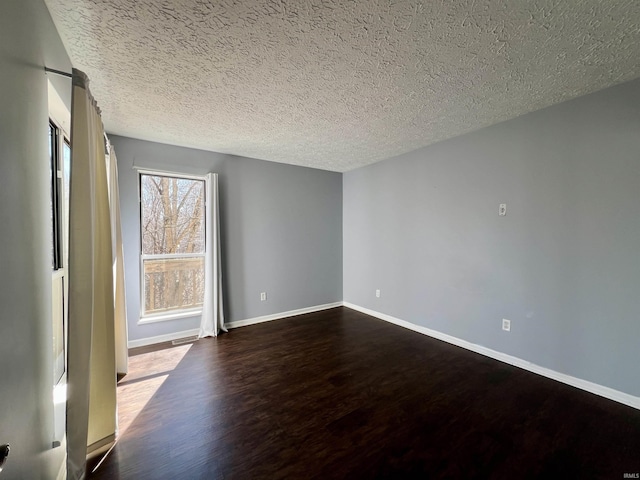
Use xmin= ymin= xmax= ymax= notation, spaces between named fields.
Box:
xmin=45 ymin=67 xmax=73 ymax=78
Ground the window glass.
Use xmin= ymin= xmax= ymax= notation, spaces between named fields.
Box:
xmin=63 ymin=141 xmax=71 ymax=263
xmin=49 ymin=123 xmax=59 ymax=269
xmin=140 ymin=174 xmax=206 ymax=315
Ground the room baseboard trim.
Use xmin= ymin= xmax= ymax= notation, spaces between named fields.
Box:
xmin=55 ymin=454 xmax=67 ymax=480
xmin=128 ymin=329 xmax=200 ymax=348
xmin=128 ymin=302 xmax=343 ymax=347
xmin=87 ymin=434 xmax=116 ymax=461
xmin=226 ymin=302 xmax=344 ymax=329
xmin=343 ymin=302 xmax=640 ymax=410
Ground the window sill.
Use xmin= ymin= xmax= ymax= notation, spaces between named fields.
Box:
xmin=138 ymin=309 xmax=202 ymax=325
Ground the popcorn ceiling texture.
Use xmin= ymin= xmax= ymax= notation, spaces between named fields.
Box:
xmin=44 ymin=0 xmax=640 ymax=172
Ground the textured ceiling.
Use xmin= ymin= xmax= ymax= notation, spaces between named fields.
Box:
xmin=44 ymin=0 xmax=640 ymax=172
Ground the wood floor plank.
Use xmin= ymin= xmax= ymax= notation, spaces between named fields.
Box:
xmin=89 ymin=307 xmax=640 ymax=479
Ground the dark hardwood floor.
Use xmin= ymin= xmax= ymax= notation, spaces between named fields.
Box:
xmin=89 ymin=307 xmax=640 ymax=479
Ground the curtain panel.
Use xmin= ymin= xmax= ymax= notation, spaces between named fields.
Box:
xmin=199 ymin=173 xmax=226 ymax=337
xmin=66 ymin=69 xmax=117 ymax=480
xmin=107 ymin=145 xmax=129 ymax=376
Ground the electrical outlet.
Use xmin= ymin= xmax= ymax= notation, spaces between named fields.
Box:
xmin=260 ymin=292 xmax=267 ymax=301
xmin=499 ymin=203 xmax=507 ymax=216
xmin=502 ymin=319 xmax=511 ymax=332
xmin=375 ymin=289 xmax=381 ymax=298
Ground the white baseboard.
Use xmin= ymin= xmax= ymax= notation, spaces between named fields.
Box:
xmin=56 ymin=454 xmax=67 ymax=480
xmin=128 ymin=302 xmax=343 ymax=348
xmin=128 ymin=328 xmax=200 ymax=348
xmin=226 ymin=302 xmax=343 ymax=329
xmin=87 ymin=434 xmax=116 ymax=461
xmin=343 ymin=302 xmax=640 ymax=410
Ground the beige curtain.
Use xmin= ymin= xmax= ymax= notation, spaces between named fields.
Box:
xmin=66 ymin=69 xmax=117 ymax=480
xmin=107 ymin=144 xmax=129 ymax=375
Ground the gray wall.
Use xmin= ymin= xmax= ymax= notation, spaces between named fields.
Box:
xmin=344 ymin=78 xmax=640 ymax=397
xmin=109 ymin=136 xmax=343 ymax=342
xmin=0 ymin=0 xmax=72 ymax=478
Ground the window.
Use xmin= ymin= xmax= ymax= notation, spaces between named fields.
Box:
xmin=49 ymin=121 xmax=63 ymax=270
xmin=63 ymin=139 xmax=71 ymax=263
xmin=140 ymin=173 xmax=206 ymax=318
xmin=48 ymin=82 xmax=71 ymax=444
xmin=49 ymin=119 xmax=69 ymax=386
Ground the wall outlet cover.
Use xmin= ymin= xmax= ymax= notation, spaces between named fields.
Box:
xmin=502 ymin=319 xmax=511 ymax=331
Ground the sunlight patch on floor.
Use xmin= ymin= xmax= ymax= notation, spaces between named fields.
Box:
xmin=117 ymin=343 xmax=193 ymax=436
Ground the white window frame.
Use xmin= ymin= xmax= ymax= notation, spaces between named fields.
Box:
xmin=137 ymin=169 xmax=207 ymax=324
xmin=48 ymin=79 xmax=71 ymax=446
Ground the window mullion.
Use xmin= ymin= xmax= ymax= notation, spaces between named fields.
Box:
xmin=142 ymin=252 xmax=205 ymax=260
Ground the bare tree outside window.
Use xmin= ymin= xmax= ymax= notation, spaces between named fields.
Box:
xmin=140 ymin=173 xmax=206 ymax=315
